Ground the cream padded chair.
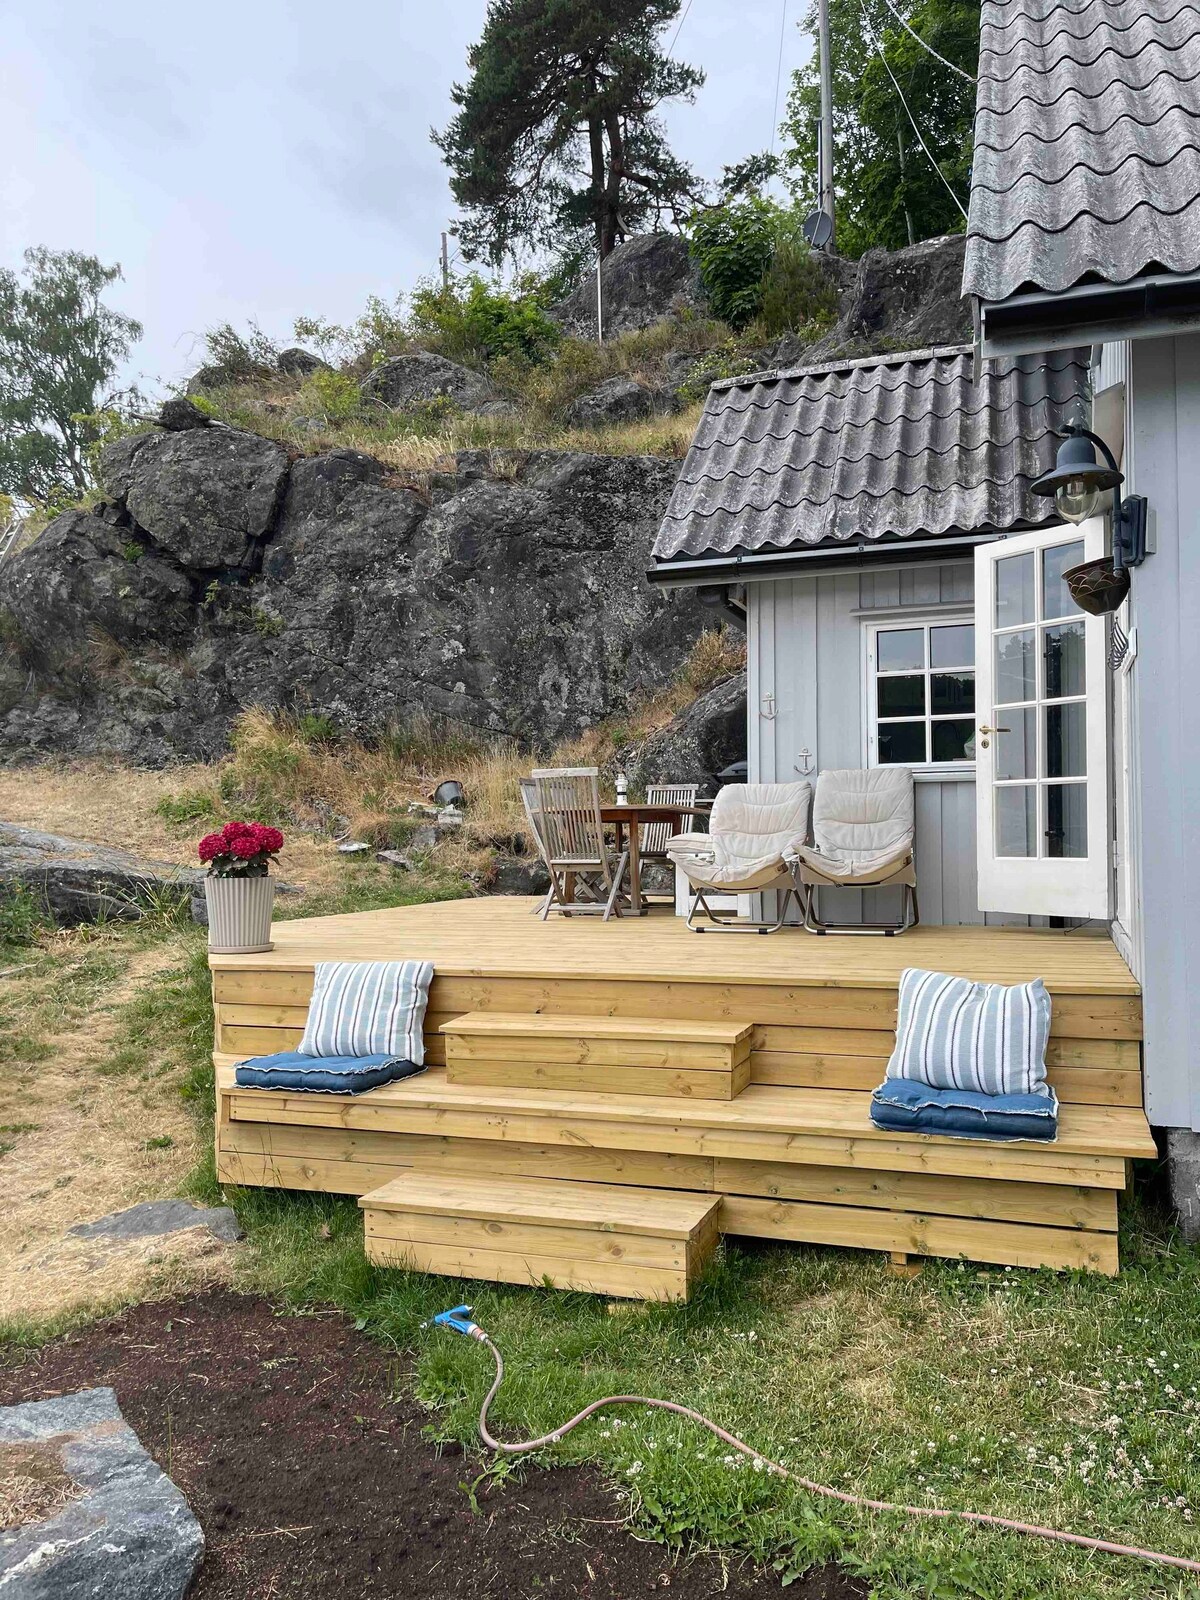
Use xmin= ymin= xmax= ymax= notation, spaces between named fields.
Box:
xmin=667 ymin=781 xmax=812 ymax=933
xmin=787 ymin=767 xmax=918 ymax=935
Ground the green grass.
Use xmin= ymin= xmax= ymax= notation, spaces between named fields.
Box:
xmin=8 ymin=873 xmax=1200 ymax=1599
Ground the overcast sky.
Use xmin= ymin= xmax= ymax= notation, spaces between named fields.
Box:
xmin=1 ymin=1 xmax=813 ymax=396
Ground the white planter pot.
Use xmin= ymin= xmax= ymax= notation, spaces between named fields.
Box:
xmin=205 ymin=874 xmax=275 ymax=954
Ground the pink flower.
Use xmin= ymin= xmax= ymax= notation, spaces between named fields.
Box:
xmin=197 ymin=832 xmax=227 ymax=863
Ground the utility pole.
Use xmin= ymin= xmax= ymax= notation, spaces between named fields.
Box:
xmin=816 ymin=0 xmax=836 ymax=251
xmin=440 ymin=231 xmax=450 ymax=290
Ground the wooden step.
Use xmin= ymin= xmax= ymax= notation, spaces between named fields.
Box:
xmin=360 ymin=1172 xmax=721 ymax=1300
xmin=441 ymin=1012 xmax=754 ymax=1100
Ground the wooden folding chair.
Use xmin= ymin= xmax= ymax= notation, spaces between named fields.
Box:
xmin=529 ymin=768 xmax=629 ymax=920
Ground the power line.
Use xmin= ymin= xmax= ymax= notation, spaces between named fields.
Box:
xmin=666 ymin=0 xmax=694 ymax=60
xmin=877 ymin=0 xmax=976 ymax=83
xmin=862 ymin=7 xmax=969 ymax=220
xmin=769 ymin=0 xmax=788 ymax=159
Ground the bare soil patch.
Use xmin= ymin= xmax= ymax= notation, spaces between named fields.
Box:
xmin=0 ymin=1289 xmax=863 ymax=1600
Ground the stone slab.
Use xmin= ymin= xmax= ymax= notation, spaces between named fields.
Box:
xmin=0 ymin=1387 xmax=203 ymax=1598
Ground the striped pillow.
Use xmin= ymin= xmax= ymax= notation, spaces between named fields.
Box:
xmin=298 ymin=960 xmax=433 ymax=1064
xmin=885 ymin=967 xmax=1052 ymax=1098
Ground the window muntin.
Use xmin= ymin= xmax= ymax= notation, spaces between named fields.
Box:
xmin=869 ymin=620 xmax=976 ymax=768
xmin=990 ymin=538 xmax=1087 ymax=859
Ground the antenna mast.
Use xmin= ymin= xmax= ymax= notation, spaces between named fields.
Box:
xmin=816 ymin=0 xmax=836 ymax=250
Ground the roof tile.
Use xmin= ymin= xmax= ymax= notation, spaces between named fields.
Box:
xmin=652 ymin=347 xmax=1089 ymax=562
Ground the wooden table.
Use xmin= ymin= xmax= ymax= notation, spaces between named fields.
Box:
xmin=599 ymin=803 xmax=708 ymax=917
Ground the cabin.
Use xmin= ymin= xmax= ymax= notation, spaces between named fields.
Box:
xmin=210 ymin=0 xmax=1198 ymax=1289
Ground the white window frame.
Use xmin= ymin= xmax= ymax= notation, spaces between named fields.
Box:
xmin=863 ymin=612 xmax=977 ymax=774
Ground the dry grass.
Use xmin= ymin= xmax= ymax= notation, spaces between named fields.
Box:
xmin=0 ymin=940 xmax=232 ymax=1326
xmin=0 ymin=1441 xmax=82 ymax=1531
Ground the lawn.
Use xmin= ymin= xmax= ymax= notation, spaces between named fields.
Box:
xmin=2 ymin=846 xmax=1199 ymax=1599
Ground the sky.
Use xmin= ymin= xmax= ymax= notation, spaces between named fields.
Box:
xmin=0 ymin=1 xmax=813 ymax=397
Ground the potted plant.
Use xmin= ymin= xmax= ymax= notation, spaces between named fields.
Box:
xmin=198 ymin=821 xmax=284 ymax=954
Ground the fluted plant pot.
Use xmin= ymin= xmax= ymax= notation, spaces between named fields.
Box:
xmin=205 ymin=874 xmax=275 ymax=954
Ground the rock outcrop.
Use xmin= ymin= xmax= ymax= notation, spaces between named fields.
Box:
xmin=360 ymin=351 xmax=502 ymax=413
xmin=621 ymin=673 xmax=747 ymax=796
xmin=793 ymin=234 xmax=971 ymax=366
xmin=566 ymin=375 xmax=658 ymax=426
xmin=0 ymin=433 xmax=710 ymax=764
xmin=0 ymin=823 xmax=203 ymax=922
xmin=551 ymin=233 xmax=708 ymax=339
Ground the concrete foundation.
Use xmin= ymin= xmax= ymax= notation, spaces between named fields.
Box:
xmin=1166 ymin=1128 xmax=1200 ymax=1241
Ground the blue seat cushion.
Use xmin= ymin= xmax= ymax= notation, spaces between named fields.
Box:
xmin=234 ymin=1050 xmax=426 ymax=1094
xmin=870 ymin=1078 xmax=1059 ymax=1143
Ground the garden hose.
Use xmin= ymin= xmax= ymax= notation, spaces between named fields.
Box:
xmin=428 ymin=1304 xmax=1200 ymax=1578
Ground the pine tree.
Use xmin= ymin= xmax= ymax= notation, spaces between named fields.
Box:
xmin=434 ymin=0 xmax=705 ymax=265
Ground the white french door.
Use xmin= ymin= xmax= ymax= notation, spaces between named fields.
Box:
xmin=974 ymin=518 xmax=1110 ymax=919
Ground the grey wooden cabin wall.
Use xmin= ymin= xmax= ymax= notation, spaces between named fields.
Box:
xmin=1123 ymin=333 xmax=1200 ymax=1130
xmin=747 ymin=559 xmax=1026 ymax=926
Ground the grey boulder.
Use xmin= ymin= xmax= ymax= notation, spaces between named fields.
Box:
xmin=0 ymin=1388 xmax=203 ymax=1599
xmin=551 ymin=233 xmax=707 ymax=339
xmin=566 ymin=375 xmax=657 ymax=427
xmin=276 ymin=346 xmax=328 ymax=377
xmin=0 ymin=823 xmax=202 ymax=925
xmin=360 ymin=350 xmax=499 ymax=413
xmin=802 ymin=234 xmax=970 ymax=364
xmin=68 ymin=1200 xmax=243 ymax=1243
xmin=100 ymin=427 xmax=290 ymax=569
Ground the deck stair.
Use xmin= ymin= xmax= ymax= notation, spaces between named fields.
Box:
xmin=360 ymin=1171 xmax=721 ymax=1300
xmin=441 ymin=1012 xmax=754 ymax=1099
xmin=212 ymin=897 xmax=1155 ymax=1280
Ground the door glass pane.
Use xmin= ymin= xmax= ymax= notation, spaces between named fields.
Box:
xmin=1046 ymin=702 xmax=1086 ymax=778
xmin=1046 ymin=783 xmax=1087 ymax=857
xmin=930 ymin=623 xmax=974 ymax=669
xmin=1044 ymin=621 xmax=1085 ymax=698
xmin=996 ymin=786 xmax=1037 ymax=857
xmin=932 ymin=720 xmax=975 ymax=762
xmin=931 ymin=672 xmax=975 ymax=714
xmin=996 ymin=553 xmax=1035 ymax=628
xmin=878 ymin=722 xmax=927 ymax=764
xmin=1043 ymin=541 xmax=1086 ymax=620
xmin=995 ymin=629 xmax=1035 ymax=704
xmin=878 ymin=675 xmax=925 ymax=718
xmin=995 ymin=708 xmax=1037 ymax=780
xmin=877 ymin=628 xmax=925 ymax=671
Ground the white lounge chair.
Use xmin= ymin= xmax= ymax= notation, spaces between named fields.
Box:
xmin=667 ymin=781 xmax=812 ymax=934
xmin=787 ymin=767 xmax=918 ymax=936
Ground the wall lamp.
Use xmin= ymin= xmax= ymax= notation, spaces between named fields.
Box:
xmin=1030 ymin=424 xmax=1148 ymax=571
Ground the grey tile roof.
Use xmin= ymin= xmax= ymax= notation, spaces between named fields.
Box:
xmin=652 ymin=345 xmax=1089 ymax=562
xmin=962 ymin=0 xmax=1200 ymax=302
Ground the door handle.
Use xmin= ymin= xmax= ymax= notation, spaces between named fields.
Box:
xmin=977 ymin=723 xmax=1010 ymax=749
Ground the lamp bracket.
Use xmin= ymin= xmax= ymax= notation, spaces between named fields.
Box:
xmin=1113 ymin=494 xmax=1148 ymax=571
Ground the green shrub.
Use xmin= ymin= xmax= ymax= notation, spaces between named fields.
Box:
xmin=689 ymin=198 xmax=810 ymax=331
xmin=204 ymin=320 xmax=278 ymax=378
xmin=409 ymin=273 xmax=560 ymax=368
xmin=302 ymin=367 xmax=361 ymax=423
xmin=754 ymin=235 xmax=839 ymax=338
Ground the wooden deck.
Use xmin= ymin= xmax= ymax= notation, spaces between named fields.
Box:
xmin=211 ymin=897 xmax=1152 ymax=1282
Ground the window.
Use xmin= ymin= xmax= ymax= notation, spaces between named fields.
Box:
xmin=866 ymin=619 xmax=976 ymax=768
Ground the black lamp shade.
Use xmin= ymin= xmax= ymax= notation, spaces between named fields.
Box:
xmin=1030 ymin=431 xmax=1124 ymax=500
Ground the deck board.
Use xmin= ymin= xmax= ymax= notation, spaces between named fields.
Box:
xmin=209 ymin=896 xmax=1140 ymax=995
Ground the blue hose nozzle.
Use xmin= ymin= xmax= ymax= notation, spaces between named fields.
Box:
xmin=429 ymin=1304 xmax=484 ymax=1338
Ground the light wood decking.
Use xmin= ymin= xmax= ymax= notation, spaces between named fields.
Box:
xmin=212 ymin=897 xmax=1152 ymax=1282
